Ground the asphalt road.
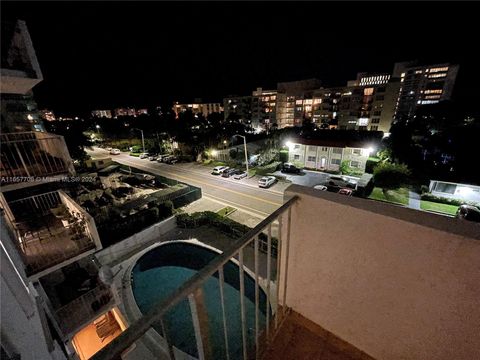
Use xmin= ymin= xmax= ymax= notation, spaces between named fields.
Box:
xmin=87 ymin=148 xmax=285 ymax=217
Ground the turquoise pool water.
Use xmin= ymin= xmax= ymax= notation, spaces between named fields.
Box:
xmin=131 ymin=242 xmax=269 ymax=359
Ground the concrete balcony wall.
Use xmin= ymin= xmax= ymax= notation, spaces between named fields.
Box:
xmin=282 ymin=185 xmax=480 ymax=360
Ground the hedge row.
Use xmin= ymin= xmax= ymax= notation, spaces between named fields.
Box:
xmin=176 ymin=211 xmax=278 ymax=255
xmin=420 ymin=193 xmax=479 ymax=207
xmin=255 ymin=161 xmax=281 ymax=176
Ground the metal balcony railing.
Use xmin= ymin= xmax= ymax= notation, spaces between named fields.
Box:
xmin=0 ymin=190 xmax=100 ymax=277
xmin=92 ymin=195 xmax=298 ymax=360
xmin=54 ymin=283 xmax=114 ymax=336
xmin=0 ymin=132 xmax=73 ymax=184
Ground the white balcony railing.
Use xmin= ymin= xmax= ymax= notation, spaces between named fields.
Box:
xmin=0 ymin=131 xmax=74 ymax=185
xmin=92 ymin=195 xmax=298 ymax=360
xmin=0 ymin=190 xmax=100 ymax=277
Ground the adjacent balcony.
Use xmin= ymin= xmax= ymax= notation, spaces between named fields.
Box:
xmin=90 ymin=184 xmax=480 ymax=360
xmin=0 ymin=190 xmax=101 ymax=278
xmin=37 ymin=257 xmax=115 ymax=338
xmin=0 ymin=131 xmax=74 ymax=190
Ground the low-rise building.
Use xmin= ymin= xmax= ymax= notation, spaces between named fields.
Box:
xmin=286 ymin=134 xmax=381 ymax=173
xmin=429 ymin=180 xmax=480 ymax=204
xmin=173 ymin=101 xmax=223 ymax=119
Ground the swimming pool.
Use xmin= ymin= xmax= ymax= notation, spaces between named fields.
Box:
xmin=131 ymin=241 xmax=270 ymax=359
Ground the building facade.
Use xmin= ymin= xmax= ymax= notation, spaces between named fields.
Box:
xmin=287 ymin=137 xmax=376 ymax=173
xmin=91 ymin=109 xmax=113 ymax=118
xmin=223 ymin=95 xmax=253 ymax=123
xmin=393 ymin=61 xmax=459 ymax=122
xmin=251 ymin=87 xmax=277 ymax=131
xmin=276 ymin=79 xmax=321 ymax=128
xmin=173 ymin=101 xmax=223 ymax=119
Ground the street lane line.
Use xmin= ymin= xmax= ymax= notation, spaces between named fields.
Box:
xmin=115 ymin=157 xmax=283 ymax=207
xmin=203 ymin=195 xmax=271 ymax=217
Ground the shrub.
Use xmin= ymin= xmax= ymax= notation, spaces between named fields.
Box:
xmin=279 ymin=149 xmax=289 ymax=163
xmin=256 ymin=161 xmax=281 ymax=175
xmin=420 ymin=193 xmax=479 ymax=207
xmin=373 ymin=162 xmax=410 ymax=195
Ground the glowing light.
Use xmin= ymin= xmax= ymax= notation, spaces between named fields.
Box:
xmin=285 ymin=141 xmax=293 ymax=148
xmin=211 ymin=149 xmax=218 ymax=156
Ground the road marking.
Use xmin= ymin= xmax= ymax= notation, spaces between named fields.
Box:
xmin=115 ymin=157 xmax=283 ymax=207
xmin=203 ymin=195 xmax=271 ymax=217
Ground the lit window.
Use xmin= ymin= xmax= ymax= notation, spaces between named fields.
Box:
xmin=364 ymin=88 xmax=374 ymax=96
xmin=313 ymin=98 xmax=322 ymax=104
xmin=295 ymin=100 xmax=303 ymax=105
xmin=429 ymin=67 xmax=449 ymax=73
xmin=428 ymin=73 xmax=447 ymax=78
xmin=424 ymin=89 xmax=443 ymax=94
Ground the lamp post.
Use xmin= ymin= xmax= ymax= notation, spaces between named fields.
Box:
xmin=95 ymin=124 xmax=100 ymax=134
xmin=232 ymin=134 xmax=248 ymax=175
xmin=132 ymin=128 xmax=145 ymax=154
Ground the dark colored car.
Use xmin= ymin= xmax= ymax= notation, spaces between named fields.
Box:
xmin=281 ymin=162 xmax=301 ymax=174
xmin=165 ymin=156 xmax=178 ymax=164
xmin=222 ymin=168 xmax=237 ymax=178
xmin=456 ymin=204 xmax=480 ymax=223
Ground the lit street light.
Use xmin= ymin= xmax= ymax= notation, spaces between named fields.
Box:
xmin=232 ymin=134 xmax=249 ymax=175
xmin=95 ymin=124 xmax=100 ymax=134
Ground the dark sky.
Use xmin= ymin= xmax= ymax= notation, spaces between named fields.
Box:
xmin=2 ymin=1 xmax=479 ymax=116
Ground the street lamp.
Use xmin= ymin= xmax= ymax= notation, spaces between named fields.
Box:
xmin=95 ymin=124 xmax=100 ymax=134
xmin=132 ymin=128 xmax=145 ymax=154
xmin=232 ymin=134 xmax=249 ymax=175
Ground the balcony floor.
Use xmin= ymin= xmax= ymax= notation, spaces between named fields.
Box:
xmin=17 ymin=215 xmax=95 ymax=274
xmin=263 ymin=311 xmax=374 ymax=360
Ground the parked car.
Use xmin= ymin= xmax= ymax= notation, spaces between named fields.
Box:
xmin=110 ymin=148 xmax=121 ymax=155
xmin=258 ymin=176 xmax=277 ymax=188
xmin=212 ymin=166 xmax=228 ymax=175
xmin=148 ymin=154 xmax=157 ymax=161
xmin=233 ymin=170 xmax=248 ymax=180
xmin=337 ymin=188 xmax=353 ymax=196
xmin=313 ymin=185 xmax=328 ymax=191
xmin=282 ymin=162 xmax=301 ymax=174
xmin=139 ymin=152 xmax=149 ymax=159
xmin=161 ymin=155 xmax=174 ymax=163
xmin=327 ymin=175 xmax=357 ymax=189
xmin=222 ymin=168 xmax=237 ymax=178
xmin=456 ymin=204 xmax=480 ymax=223
xmin=165 ymin=156 xmax=178 ymax=164
xmin=156 ymin=154 xmax=167 ymax=162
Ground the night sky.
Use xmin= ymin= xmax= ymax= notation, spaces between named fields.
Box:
xmin=2 ymin=1 xmax=479 ymax=116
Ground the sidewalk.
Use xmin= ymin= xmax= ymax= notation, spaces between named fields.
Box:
xmin=408 ymin=191 xmax=421 ymax=210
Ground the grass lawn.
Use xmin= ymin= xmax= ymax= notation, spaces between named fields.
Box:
xmin=369 ymin=187 xmax=409 ymax=205
xmin=420 ymin=201 xmax=458 ymax=216
xmin=217 ymin=206 xmax=237 ymax=217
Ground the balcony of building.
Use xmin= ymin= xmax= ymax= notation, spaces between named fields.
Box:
xmin=35 ymin=256 xmax=117 ymax=341
xmin=0 ymin=189 xmax=102 ymax=279
xmin=1 ymin=20 xmax=43 ymax=94
xmin=90 ymin=184 xmax=479 ymax=360
xmin=0 ymin=131 xmax=74 ymax=191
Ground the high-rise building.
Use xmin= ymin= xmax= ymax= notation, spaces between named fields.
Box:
xmin=337 ymin=72 xmax=399 ymax=132
xmin=276 ymin=79 xmax=322 ymax=128
xmin=393 ymin=61 xmax=459 ymax=122
xmin=1 ymin=20 xmax=44 ymax=133
xmin=311 ymin=87 xmax=345 ymax=129
xmin=251 ymin=87 xmax=277 ymax=131
xmin=223 ymin=95 xmax=253 ymax=123
xmin=173 ymin=101 xmax=223 ymax=119
xmin=91 ymin=110 xmax=112 ymax=118
xmin=1 ymin=21 xmax=106 ymax=360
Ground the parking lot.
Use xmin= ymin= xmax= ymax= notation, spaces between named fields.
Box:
xmin=272 ymin=169 xmax=360 ymax=189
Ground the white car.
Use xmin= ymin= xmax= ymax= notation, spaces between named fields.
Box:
xmin=313 ymin=185 xmax=328 ymax=191
xmin=327 ymin=175 xmax=357 ymax=189
xmin=233 ymin=170 xmax=248 ymax=180
xmin=212 ymin=166 xmax=228 ymax=175
xmin=110 ymin=148 xmax=121 ymax=155
xmin=258 ymin=176 xmax=277 ymax=188
xmin=139 ymin=152 xmax=149 ymax=159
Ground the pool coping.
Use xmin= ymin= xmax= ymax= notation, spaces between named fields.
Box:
xmin=116 ymin=238 xmax=276 ymax=359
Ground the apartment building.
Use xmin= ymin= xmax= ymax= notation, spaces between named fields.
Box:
xmin=311 ymin=87 xmax=345 ymax=129
xmin=91 ymin=110 xmax=113 ymax=118
xmin=286 ymin=136 xmax=378 ymax=173
xmin=1 ymin=21 xmax=119 ymax=360
xmin=173 ymin=100 xmax=223 ymax=119
xmin=251 ymin=87 xmax=277 ymax=131
xmin=223 ymin=95 xmax=253 ymax=123
xmin=275 ymin=79 xmax=321 ymax=128
xmin=113 ymin=107 xmax=136 ymax=118
xmin=393 ymin=61 xmax=459 ymax=122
